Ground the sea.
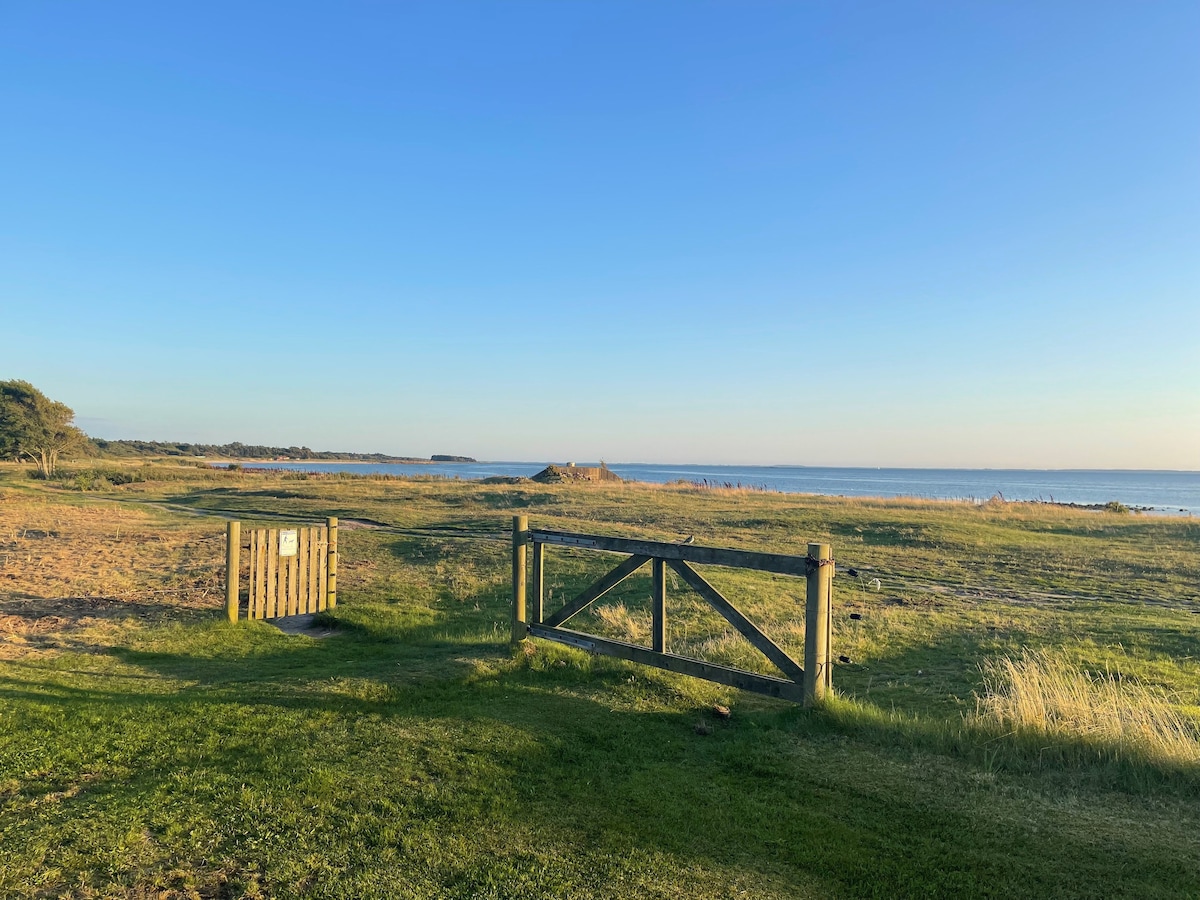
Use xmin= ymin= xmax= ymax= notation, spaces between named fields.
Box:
xmin=239 ymin=462 xmax=1200 ymax=516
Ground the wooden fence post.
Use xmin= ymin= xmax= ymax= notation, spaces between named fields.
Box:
xmin=225 ymin=521 xmax=240 ymax=623
xmin=512 ymin=515 xmax=528 ymax=642
xmin=803 ymin=542 xmax=832 ymax=706
xmin=327 ymin=516 xmax=338 ymax=610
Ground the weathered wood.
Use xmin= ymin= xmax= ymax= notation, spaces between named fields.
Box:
xmin=652 ymin=558 xmax=666 ymax=653
xmin=666 ymin=560 xmax=805 ymax=683
xmin=276 ymin=536 xmax=288 ymax=617
xmin=512 ymin=515 xmax=528 ymax=642
xmin=825 ymin=567 xmax=834 ymax=692
xmin=530 ymin=540 xmax=544 ymax=626
xmin=327 ymin=517 xmax=338 ymax=610
xmin=541 ymin=553 xmax=652 ymax=628
xmin=307 ymin=528 xmax=320 ymax=614
xmin=804 ymin=542 xmax=832 ymax=706
xmin=248 ymin=530 xmax=259 ymax=618
xmin=287 ymin=538 xmax=300 ymax=616
xmin=296 ymin=528 xmax=307 ymax=614
xmin=265 ymin=529 xmax=278 ymax=618
xmin=225 ymin=521 xmax=240 ymax=623
xmin=318 ymin=527 xmax=329 ymax=611
xmin=244 ymin=525 xmax=335 ymax=619
xmin=531 ymin=529 xmax=809 ymax=577
xmin=529 ymin=624 xmax=804 ymax=703
xmin=296 ymin=528 xmax=309 ymax=613
xmin=246 ymin=531 xmax=255 ymax=618
xmin=254 ymin=529 xmax=266 ymax=618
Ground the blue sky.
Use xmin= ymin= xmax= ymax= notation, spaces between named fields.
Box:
xmin=2 ymin=2 xmax=1197 ymax=468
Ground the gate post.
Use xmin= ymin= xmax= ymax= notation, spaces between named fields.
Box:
xmin=803 ymin=542 xmax=832 ymax=706
xmin=326 ymin=516 xmax=338 ymax=610
xmin=225 ymin=521 xmax=241 ymax=622
xmin=512 ymin=515 xmax=528 ymax=642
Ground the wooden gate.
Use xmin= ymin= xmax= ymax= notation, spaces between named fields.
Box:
xmin=509 ymin=516 xmax=834 ymax=706
xmin=224 ymin=517 xmax=338 ymax=621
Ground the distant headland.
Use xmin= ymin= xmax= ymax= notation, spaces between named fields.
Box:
xmin=90 ymin=439 xmax=474 ymax=464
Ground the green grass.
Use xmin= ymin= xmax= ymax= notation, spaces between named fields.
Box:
xmin=1 ymin=463 xmax=1199 ymax=897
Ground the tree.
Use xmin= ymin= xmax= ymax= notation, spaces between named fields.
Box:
xmin=0 ymin=380 xmax=89 ymax=477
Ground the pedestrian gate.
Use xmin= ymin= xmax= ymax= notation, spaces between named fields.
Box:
xmin=223 ymin=517 xmax=338 ymax=621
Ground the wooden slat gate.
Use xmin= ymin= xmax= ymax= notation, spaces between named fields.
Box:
xmin=509 ymin=516 xmax=834 ymax=706
xmin=223 ymin=517 xmax=338 ymax=622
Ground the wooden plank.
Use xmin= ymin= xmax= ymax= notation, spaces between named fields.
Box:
xmin=667 ymin=560 xmax=805 ymax=684
xmin=287 ymin=543 xmax=299 ymax=616
xmin=275 ymin=532 xmax=286 ymax=618
xmin=530 ymin=540 xmax=544 ymax=626
xmin=297 ymin=528 xmax=310 ymax=614
xmin=265 ymin=529 xmax=278 ymax=619
xmin=531 ymin=529 xmax=809 ymax=577
xmin=247 ymin=532 xmax=256 ymax=619
xmin=318 ymin=527 xmax=328 ymax=611
xmin=529 ymin=624 xmax=803 ymax=703
xmin=246 ymin=531 xmax=253 ymax=618
xmin=542 ymin=554 xmax=652 ymax=628
xmin=307 ymin=528 xmax=320 ymax=614
xmin=247 ymin=531 xmax=255 ymax=619
xmin=652 ymin=557 xmax=666 ymax=653
xmin=254 ymin=529 xmax=266 ymax=619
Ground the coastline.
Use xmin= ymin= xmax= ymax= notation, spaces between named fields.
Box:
xmin=231 ymin=461 xmax=1199 ymax=516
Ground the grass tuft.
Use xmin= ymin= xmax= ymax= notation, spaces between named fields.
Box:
xmin=973 ymin=648 xmax=1200 ymax=770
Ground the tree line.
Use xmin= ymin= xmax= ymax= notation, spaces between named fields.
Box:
xmin=0 ymin=380 xmax=424 ymax=476
xmin=91 ymin=439 xmax=419 ymax=462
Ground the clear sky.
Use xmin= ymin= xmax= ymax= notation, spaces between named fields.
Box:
xmin=2 ymin=2 xmax=1197 ymax=468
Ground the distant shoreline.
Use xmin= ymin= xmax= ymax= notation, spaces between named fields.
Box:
xmin=228 ymin=460 xmax=1199 ymax=515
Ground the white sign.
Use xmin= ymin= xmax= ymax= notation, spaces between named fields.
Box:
xmin=279 ymin=529 xmax=299 ymax=557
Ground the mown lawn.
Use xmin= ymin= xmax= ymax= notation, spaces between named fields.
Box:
xmin=1 ymin=463 xmax=1198 ymax=898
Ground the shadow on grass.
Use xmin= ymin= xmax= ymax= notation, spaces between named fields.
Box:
xmin=3 ymin=587 xmax=1199 ymax=899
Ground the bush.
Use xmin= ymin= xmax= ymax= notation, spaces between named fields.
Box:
xmin=39 ymin=467 xmax=147 ymax=490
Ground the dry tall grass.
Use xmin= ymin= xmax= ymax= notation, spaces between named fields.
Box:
xmin=974 ymin=648 xmax=1200 ymax=769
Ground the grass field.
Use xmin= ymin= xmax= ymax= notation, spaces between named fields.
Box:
xmin=1 ymin=461 xmax=1198 ymax=898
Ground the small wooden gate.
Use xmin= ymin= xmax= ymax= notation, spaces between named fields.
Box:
xmin=224 ymin=517 xmax=338 ymax=621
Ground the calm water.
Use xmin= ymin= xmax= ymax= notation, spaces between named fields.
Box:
xmin=240 ymin=462 xmax=1200 ymax=515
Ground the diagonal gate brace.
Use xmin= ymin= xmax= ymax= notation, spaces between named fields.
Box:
xmin=667 ymin=559 xmax=805 ymax=684
xmin=542 ymin=554 xmax=652 ymax=628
